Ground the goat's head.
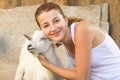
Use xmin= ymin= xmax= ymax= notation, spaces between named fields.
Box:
xmin=24 ymin=30 xmax=52 ymax=57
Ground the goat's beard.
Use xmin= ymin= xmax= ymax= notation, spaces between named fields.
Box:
xmin=29 ymin=51 xmax=39 ymax=57
xmin=33 ymin=53 xmax=39 ymax=57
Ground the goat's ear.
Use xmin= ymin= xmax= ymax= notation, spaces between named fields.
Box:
xmin=50 ymin=41 xmax=62 ymax=47
xmin=23 ymin=34 xmax=32 ymax=40
xmin=55 ymin=43 xmax=62 ymax=47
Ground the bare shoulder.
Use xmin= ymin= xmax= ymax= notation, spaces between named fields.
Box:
xmin=75 ymin=21 xmax=106 ymax=48
xmin=74 ymin=20 xmax=98 ymax=44
xmin=75 ymin=20 xmax=96 ymax=33
xmin=76 ymin=20 xmax=91 ymax=26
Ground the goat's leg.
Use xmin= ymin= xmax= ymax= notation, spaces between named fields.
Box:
xmin=14 ymin=63 xmax=24 ymax=80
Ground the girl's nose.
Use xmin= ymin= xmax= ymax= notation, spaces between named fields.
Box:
xmin=50 ymin=24 xmax=57 ymax=31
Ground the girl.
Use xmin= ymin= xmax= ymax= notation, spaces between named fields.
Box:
xmin=35 ymin=2 xmax=120 ymax=80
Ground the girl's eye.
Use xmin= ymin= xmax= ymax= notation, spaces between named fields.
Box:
xmin=54 ymin=19 xmax=60 ymax=23
xmin=43 ymin=25 xmax=49 ymax=28
xmin=41 ymin=37 xmax=47 ymax=40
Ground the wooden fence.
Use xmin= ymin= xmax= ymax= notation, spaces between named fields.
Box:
xmin=0 ymin=0 xmax=120 ymax=48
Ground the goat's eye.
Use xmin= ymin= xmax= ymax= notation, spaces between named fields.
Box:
xmin=41 ymin=37 xmax=47 ymax=40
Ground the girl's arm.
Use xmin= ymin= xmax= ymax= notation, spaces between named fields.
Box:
xmin=74 ymin=21 xmax=93 ymax=79
xmin=38 ymin=55 xmax=78 ymax=80
xmin=38 ymin=21 xmax=94 ymax=80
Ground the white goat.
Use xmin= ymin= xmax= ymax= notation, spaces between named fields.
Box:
xmin=14 ymin=30 xmax=74 ymax=80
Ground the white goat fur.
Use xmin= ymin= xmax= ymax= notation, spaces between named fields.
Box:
xmin=14 ymin=30 xmax=74 ymax=80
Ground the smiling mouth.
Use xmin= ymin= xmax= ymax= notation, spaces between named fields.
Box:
xmin=52 ymin=30 xmax=60 ymax=36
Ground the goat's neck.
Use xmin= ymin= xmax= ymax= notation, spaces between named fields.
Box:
xmin=43 ymin=45 xmax=58 ymax=64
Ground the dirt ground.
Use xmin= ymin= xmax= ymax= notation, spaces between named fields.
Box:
xmin=0 ymin=61 xmax=18 ymax=80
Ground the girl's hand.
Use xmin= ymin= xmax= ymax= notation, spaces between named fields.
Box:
xmin=38 ymin=55 xmax=49 ymax=65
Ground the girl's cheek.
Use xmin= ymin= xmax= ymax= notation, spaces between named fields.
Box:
xmin=43 ymin=29 xmax=49 ymax=36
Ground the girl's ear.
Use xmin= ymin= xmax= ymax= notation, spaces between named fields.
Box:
xmin=23 ymin=34 xmax=32 ymax=41
xmin=64 ymin=16 xmax=68 ymax=25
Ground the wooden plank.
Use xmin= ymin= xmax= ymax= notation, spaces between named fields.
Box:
xmin=64 ymin=0 xmax=79 ymax=5
xmin=91 ymin=0 xmax=105 ymax=4
xmin=78 ymin=0 xmax=91 ymax=5
xmin=107 ymin=0 xmax=120 ymax=47
xmin=21 ymin=0 xmax=45 ymax=6
xmin=46 ymin=0 xmax=65 ymax=5
xmin=0 ymin=0 xmax=19 ymax=9
xmin=0 ymin=0 xmax=7 ymax=8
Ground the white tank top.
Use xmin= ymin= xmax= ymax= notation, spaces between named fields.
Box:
xmin=65 ymin=23 xmax=120 ymax=80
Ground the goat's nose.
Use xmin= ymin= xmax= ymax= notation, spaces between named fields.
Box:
xmin=28 ymin=44 xmax=32 ymax=49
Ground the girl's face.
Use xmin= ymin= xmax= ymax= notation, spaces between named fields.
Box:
xmin=37 ymin=9 xmax=69 ymax=42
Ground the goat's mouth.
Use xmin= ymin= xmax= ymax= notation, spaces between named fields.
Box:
xmin=28 ymin=48 xmax=35 ymax=53
xmin=27 ymin=47 xmax=35 ymax=51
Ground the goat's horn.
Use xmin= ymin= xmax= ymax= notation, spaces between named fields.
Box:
xmin=23 ymin=34 xmax=32 ymax=40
